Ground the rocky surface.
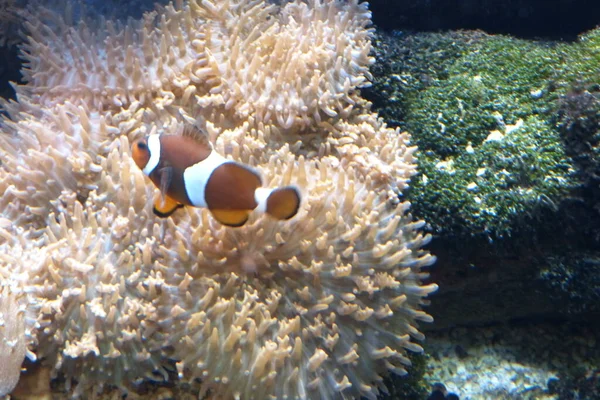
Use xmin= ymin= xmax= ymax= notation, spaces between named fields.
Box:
xmin=424 ymin=322 xmax=600 ymax=399
xmin=363 ymin=29 xmax=600 ymax=330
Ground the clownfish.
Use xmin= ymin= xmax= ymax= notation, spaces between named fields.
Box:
xmin=131 ymin=128 xmax=301 ymax=227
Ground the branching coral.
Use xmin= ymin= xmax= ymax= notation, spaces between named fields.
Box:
xmin=0 ymin=0 xmax=437 ymax=398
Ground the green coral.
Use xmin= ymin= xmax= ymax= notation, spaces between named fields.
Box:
xmin=368 ymin=29 xmax=600 ymax=238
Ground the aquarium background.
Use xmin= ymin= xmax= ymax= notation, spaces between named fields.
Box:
xmin=1 ymin=0 xmax=600 ymax=399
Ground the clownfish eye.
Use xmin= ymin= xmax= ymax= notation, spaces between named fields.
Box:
xmin=137 ymin=141 xmax=148 ymax=151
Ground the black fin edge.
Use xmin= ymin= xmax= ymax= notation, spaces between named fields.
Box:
xmin=153 ymin=203 xmax=184 ymax=218
xmin=216 ymin=212 xmax=249 ymax=228
xmin=222 ymin=218 xmax=249 ymax=228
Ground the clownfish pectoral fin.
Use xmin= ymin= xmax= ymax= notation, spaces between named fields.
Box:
xmin=263 ymin=186 xmax=301 ymax=220
xmin=153 ymin=194 xmax=183 ymax=218
xmin=210 ymin=209 xmax=250 ymax=227
xmin=158 ymin=166 xmax=173 ymax=199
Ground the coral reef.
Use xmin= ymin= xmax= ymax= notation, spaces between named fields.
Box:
xmin=0 ymin=0 xmax=437 ymax=398
xmin=366 ymin=28 xmax=600 ymax=240
xmin=364 ymin=26 xmax=600 ymax=330
xmin=368 ymin=31 xmax=576 ymax=239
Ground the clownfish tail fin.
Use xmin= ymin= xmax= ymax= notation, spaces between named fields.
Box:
xmin=255 ymin=186 xmax=301 ymax=221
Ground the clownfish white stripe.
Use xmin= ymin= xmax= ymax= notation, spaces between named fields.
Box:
xmin=143 ymin=134 xmax=162 ymax=176
xmin=254 ymin=187 xmax=274 ymax=213
xmin=183 ymin=150 xmax=228 ymax=207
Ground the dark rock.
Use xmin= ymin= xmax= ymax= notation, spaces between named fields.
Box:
xmin=0 ymin=45 xmax=22 ymax=101
xmin=454 ymin=345 xmax=468 ymax=359
xmin=546 ymin=369 xmax=600 ymax=399
xmin=547 ymin=377 xmax=560 ymax=394
xmin=426 ymin=383 xmax=460 ymax=400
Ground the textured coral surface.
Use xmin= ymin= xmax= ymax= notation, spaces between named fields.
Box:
xmin=0 ymin=285 xmax=26 ymax=396
xmin=0 ymin=1 xmax=437 ymax=398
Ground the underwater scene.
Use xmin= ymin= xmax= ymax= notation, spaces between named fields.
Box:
xmin=0 ymin=0 xmax=599 ymax=399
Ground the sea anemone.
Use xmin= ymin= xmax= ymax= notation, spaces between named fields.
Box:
xmin=0 ymin=0 xmax=437 ymax=398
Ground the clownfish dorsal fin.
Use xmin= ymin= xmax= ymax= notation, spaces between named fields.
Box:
xmin=210 ymin=209 xmax=250 ymax=227
xmin=181 ymin=125 xmax=212 ymax=151
xmin=153 ymin=194 xmax=183 ymax=218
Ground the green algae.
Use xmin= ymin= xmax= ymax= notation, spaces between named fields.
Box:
xmin=380 ymin=352 xmax=430 ymax=400
xmin=368 ymin=29 xmax=600 ymax=239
